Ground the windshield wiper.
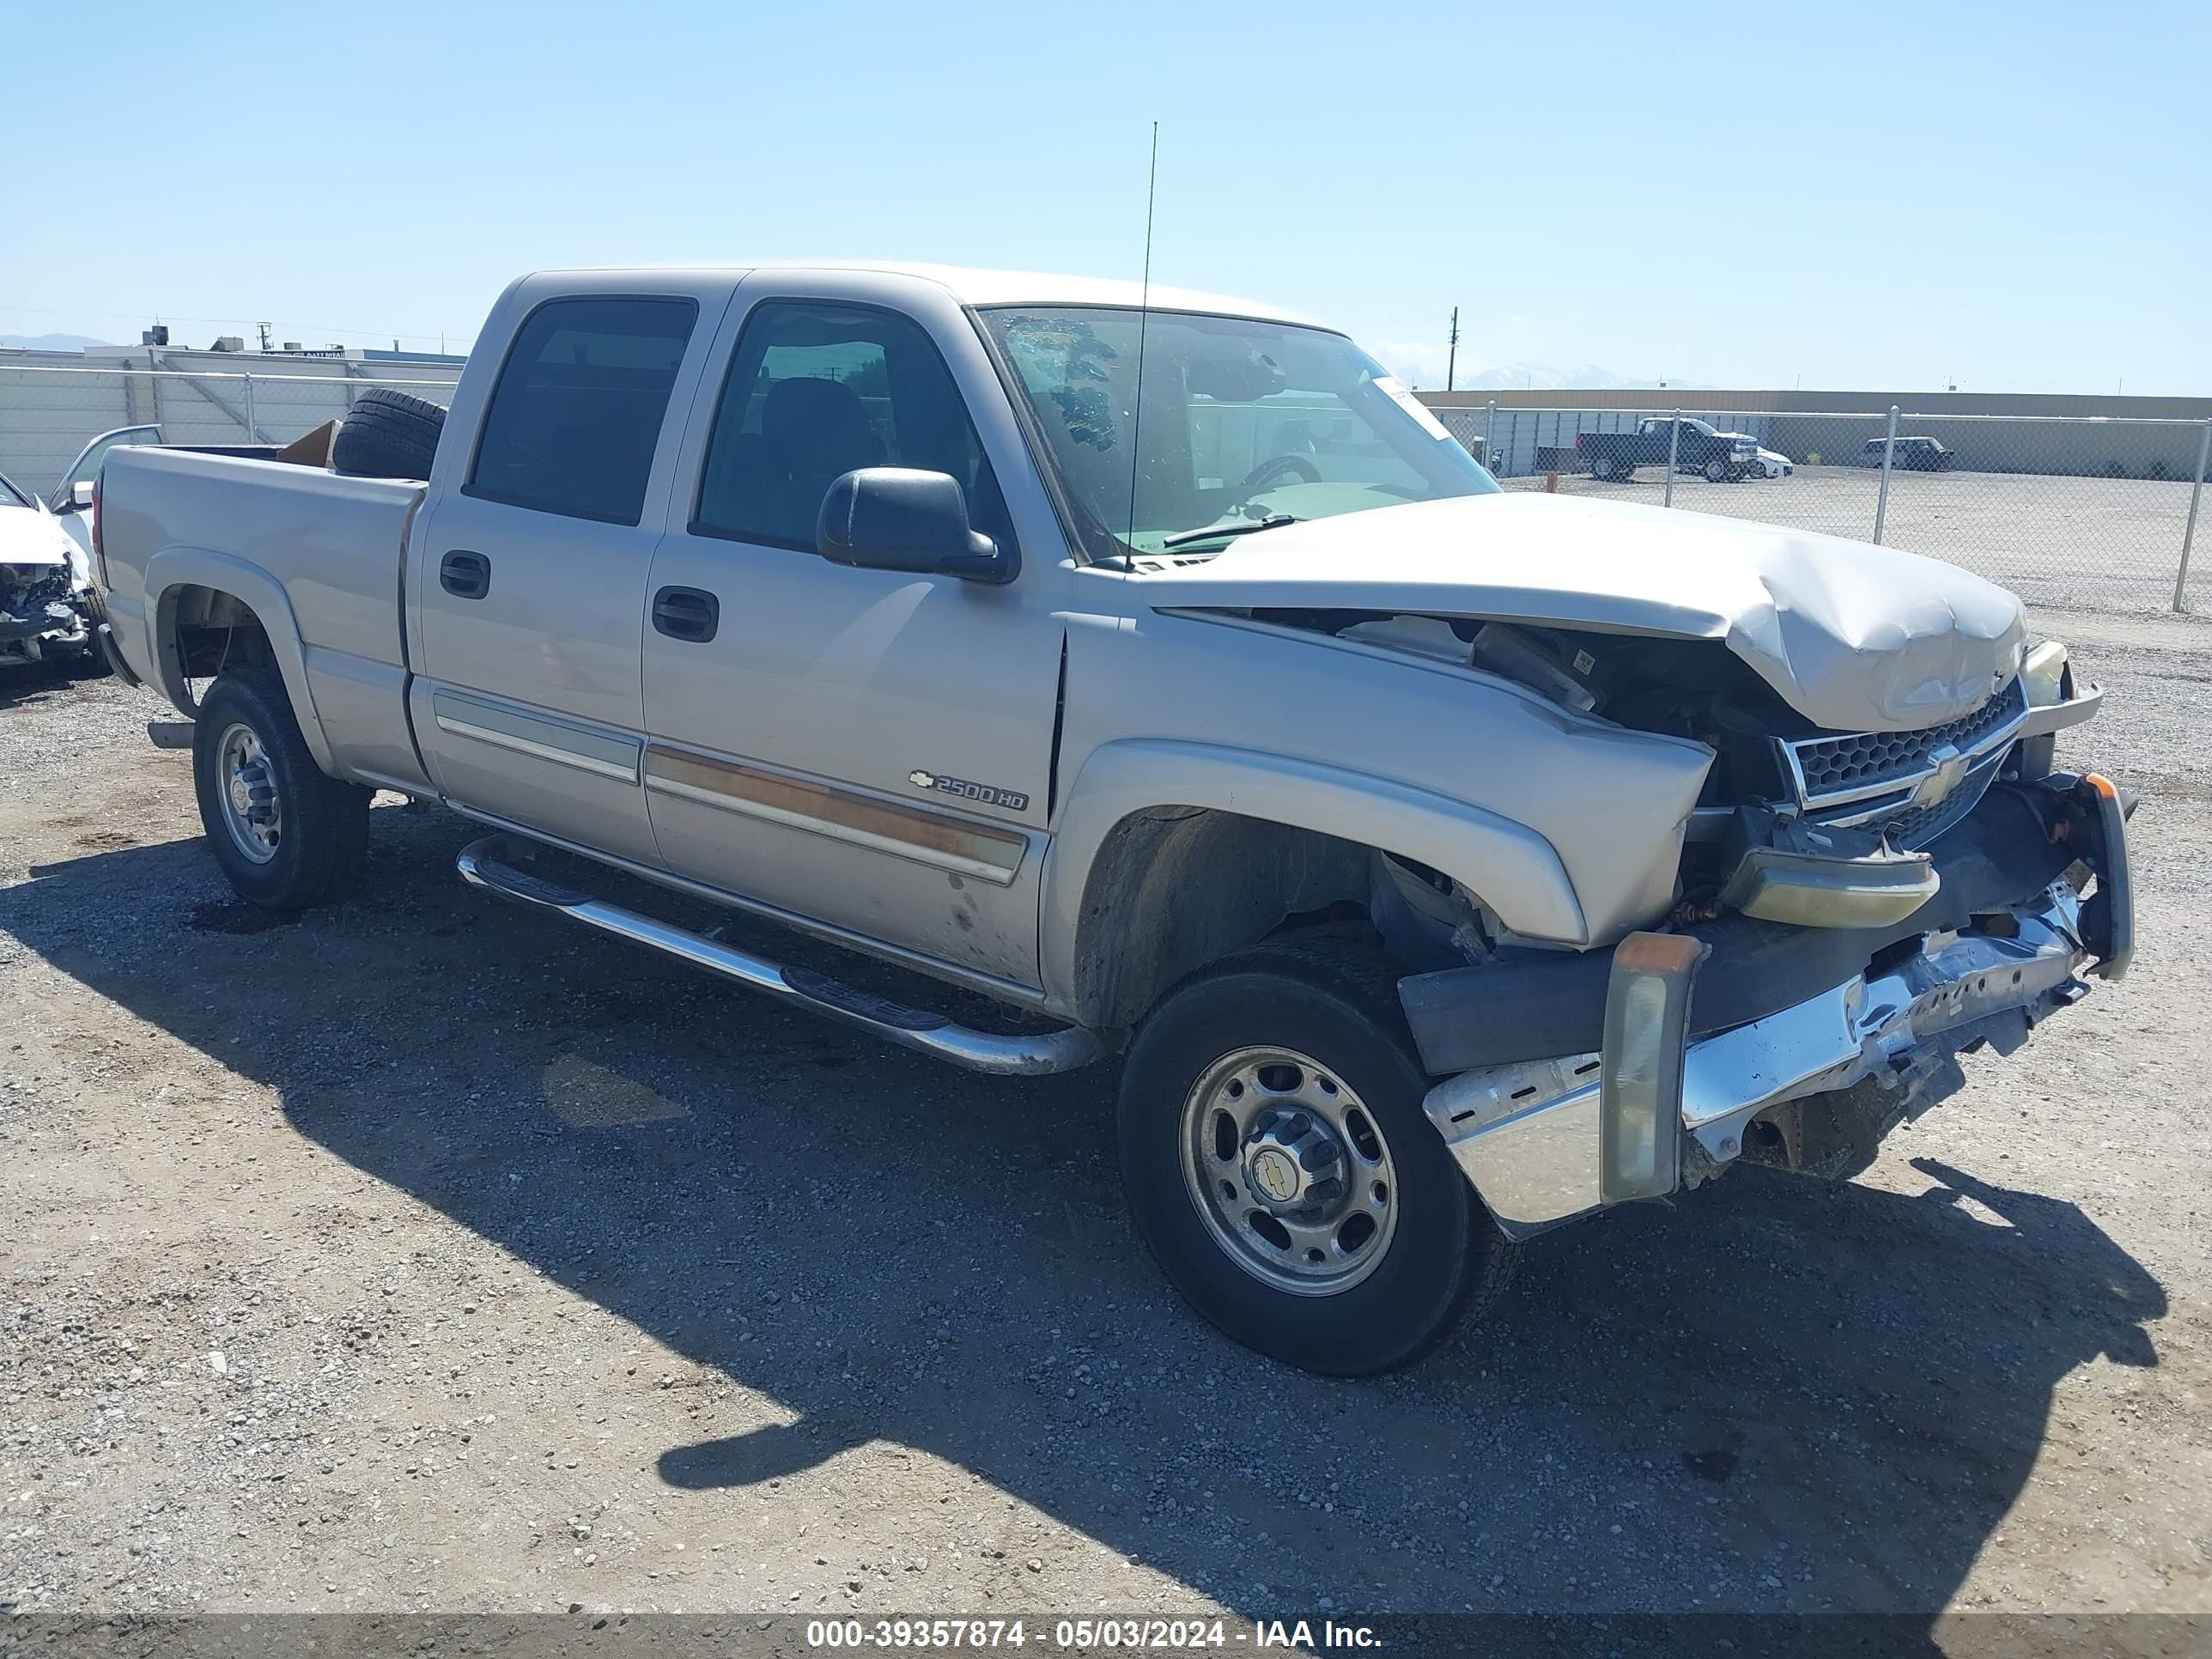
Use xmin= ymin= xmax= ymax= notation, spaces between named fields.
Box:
xmin=1159 ymin=513 xmax=1300 ymax=550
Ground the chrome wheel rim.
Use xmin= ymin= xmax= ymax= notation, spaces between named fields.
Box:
xmin=216 ymin=720 xmax=282 ymax=865
xmin=1178 ymin=1045 xmax=1400 ymax=1297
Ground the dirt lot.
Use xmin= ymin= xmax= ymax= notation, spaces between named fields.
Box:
xmin=3 ymin=599 xmax=2209 ymax=1635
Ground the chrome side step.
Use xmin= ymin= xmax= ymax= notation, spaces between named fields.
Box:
xmin=454 ymin=835 xmax=1103 ymax=1078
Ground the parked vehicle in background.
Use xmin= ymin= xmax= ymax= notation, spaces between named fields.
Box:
xmin=1577 ymin=416 xmax=1759 ymax=483
xmin=1752 ymin=447 xmax=1795 ymax=479
xmin=1866 ymin=435 xmax=1956 ymax=471
xmin=95 ymin=263 xmax=2131 ymax=1376
xmin=1 ymin=466 xmax=103 ymax=674
xmin=46 ymin=425 xmax=161 ymax=556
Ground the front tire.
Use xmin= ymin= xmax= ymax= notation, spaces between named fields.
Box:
xmin=1116 ymin=940 xmax=1514 ymax=1374
xmin=192 ymin=671 xmax=371 ymax=908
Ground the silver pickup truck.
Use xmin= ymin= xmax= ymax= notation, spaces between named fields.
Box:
xmin=93 ymin=263 xmax=2131 ymax=1375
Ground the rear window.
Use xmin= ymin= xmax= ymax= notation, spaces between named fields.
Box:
xmin=465 ymin=296 xmax=698 ymax=525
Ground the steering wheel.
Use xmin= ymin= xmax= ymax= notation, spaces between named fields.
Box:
xmin=1232 ymin=453 xmax=1322 ymax=495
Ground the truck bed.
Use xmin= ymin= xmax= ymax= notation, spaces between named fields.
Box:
xmin=99 ymin=447 xmax=432 ymax=792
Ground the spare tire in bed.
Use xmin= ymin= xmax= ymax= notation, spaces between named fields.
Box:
xmin=330 ymin=386 xmax=448 ymax=479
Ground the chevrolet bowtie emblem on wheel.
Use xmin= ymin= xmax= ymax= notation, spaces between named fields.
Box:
xmin=1911 ymin=744 xmax=1970 ymax=810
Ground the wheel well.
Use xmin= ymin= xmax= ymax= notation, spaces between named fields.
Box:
xmin=1070 ymin=807 xmax=1382 ymax=1032
xmin=163 ymin=584 xmax=275 ymax=681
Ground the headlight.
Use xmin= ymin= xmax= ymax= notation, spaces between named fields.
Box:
xmin=2021 ymin=640 xmax=2069 ymax=708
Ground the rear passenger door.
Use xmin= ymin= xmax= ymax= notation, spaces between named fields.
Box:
xmin=408 ymin=282 xmax=730 ymax=866
xmin=639 ymin=275 xmax=1069 ymax=990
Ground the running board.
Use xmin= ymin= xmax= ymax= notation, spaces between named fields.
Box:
xmin=454 ymin=835 xmax=1103 ymax=1078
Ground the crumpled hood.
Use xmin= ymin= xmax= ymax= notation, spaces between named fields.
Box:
xmin=1135 ymin=492 xmax=2025 ymax=732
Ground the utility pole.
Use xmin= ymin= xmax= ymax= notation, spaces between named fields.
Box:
xmin=257 ymin=321 xmax=272 ymax=352
xmin=1446 ymin=307 xmax=1460 ymax=393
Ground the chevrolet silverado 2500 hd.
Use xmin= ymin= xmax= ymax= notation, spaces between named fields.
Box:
xmin=94 ymin=264 xmax=2130 ymax=1375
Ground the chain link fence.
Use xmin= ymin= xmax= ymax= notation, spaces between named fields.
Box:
xmin=0 ymin=362 xmax=463 ymax=501
xmin=4 ymin=364 xmax=2207 ymax=612
xmin=1435 ymin=403 xmax=2212 ymax=614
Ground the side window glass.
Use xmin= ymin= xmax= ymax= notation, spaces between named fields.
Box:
xmin=693 ymin=301 xmax=1012 ymax=552
xmin=465 ymin=295 xmax=698 ymax=526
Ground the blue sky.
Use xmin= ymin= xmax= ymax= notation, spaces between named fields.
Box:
xmin=6 ymin=0 xmax=2204 ymax=393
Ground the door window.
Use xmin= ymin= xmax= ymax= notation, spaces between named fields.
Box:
xmin=465 ymin=296 xmax=698 ymax=526
xmin=692 ymin=301 xmax=1012 ymax=552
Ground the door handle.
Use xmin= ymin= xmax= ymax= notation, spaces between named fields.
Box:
xmin=653 ymin=586 xmax=720 ymax=643
xmin=440 ymin=550 xmax=491 ymax=599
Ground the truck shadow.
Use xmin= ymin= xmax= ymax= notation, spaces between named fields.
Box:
xmin=2 ymin=803 xmax=2166 ymax=1632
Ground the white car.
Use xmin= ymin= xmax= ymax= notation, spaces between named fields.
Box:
xmin=1 ymin=465 xmax=103 ymax=672
xmin=1752 ymin=447 xmax=1795 ymax=479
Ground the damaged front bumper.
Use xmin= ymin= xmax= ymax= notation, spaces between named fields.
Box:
xmin=2 ymin=568 xmax=94 ymax=667
xmin=1416 ymin=775 xmax=2133 ymax=1237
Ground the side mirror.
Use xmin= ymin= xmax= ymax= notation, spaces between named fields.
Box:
xmin=816 ymin=468 xmax=1014 ymax=585
xmin=58 ymin=480 xmax=95 ymax=514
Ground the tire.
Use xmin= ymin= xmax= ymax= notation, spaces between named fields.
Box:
xmin=1116 ymin=939 xmax=1515 ymax=1375
xmin=330 ymin=386 xmax=447 ymax=480
xmin=1704 ymin=458 xmax=1728 ymax=483
xmin=1590 ymin=455 xmax=1616 ymax=481
xmin=192 ymin=670 xmax=372 ymax=908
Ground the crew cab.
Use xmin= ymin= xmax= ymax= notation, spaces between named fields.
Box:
xmin=93 ymin=264 xmax=2130 ymax=1375
xmin=1577 ymin=416 xmax=1760 ymax=483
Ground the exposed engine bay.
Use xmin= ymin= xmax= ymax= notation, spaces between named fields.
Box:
xmin=1 ymin=560 xmax=94 ymax=667
xmin=1256 ymin=608 xmax=2047 ymax=967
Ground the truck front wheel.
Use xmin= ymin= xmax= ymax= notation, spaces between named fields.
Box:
xmin=1116 ymin=940 xmax=1515 ymax=1374
xmin=191 ymin=671 xmax=372 ymax=909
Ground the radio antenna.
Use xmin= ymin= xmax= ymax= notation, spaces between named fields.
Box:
xmin=1125 ymin=121 xmax=1159 ymax=556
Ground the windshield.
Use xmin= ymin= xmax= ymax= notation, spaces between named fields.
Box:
xmin=0 ymin=471 xmax=32 ymax=510
xmin=978 ymin=307 xmax=1498 ymax=560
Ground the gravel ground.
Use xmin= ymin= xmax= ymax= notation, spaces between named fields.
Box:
xmin=2 ymin=602 xmax=2208 ymax=1633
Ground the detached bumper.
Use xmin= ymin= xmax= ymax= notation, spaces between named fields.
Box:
xmin=1419 ymin=775 xmax=2133 ymax=1236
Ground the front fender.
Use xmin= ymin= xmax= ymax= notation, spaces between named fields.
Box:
xmin=1038 ymin=738 xmax=1588 ymax=1012
xmin=143 ymin=546 xmax=336 ymax=774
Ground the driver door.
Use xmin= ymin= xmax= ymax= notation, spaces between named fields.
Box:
xmin=640 ymin=273 xmax=1071 ymax=989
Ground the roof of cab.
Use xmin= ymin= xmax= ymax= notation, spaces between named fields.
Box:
xmin=526 ymin=261 xmax=1325 ymax=328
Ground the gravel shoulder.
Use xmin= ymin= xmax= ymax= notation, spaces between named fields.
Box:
xmin=3 ymin=611 xmax=2209 ymax=1625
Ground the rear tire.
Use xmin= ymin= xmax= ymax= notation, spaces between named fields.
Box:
xmin=1116 ymin=939 xmax=1515 ymax=1375
xmin=1590 ymin=455 xmax=1617 ymax=481
xmin=192 ymin=671 xmax=371 ymax=908
xmin=331 ymin=386 xmax=447 ymax=480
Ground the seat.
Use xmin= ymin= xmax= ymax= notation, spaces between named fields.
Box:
xmin=750 ymin=376 xmax=881 ymax=542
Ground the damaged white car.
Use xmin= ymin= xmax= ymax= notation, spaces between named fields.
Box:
xmin=1 ymin=466 xmax=103 ymax=674
xmin=93 ymin=264 xmax=2132 ymax=1375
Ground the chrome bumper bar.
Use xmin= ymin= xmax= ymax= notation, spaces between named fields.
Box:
xmin=1426 ymin=882 xmax=2092 ymax=1236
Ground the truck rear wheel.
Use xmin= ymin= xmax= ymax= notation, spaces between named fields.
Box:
xmin=1116 ymin=939 xmax=1514 ymax=1374
xmin=331 ymin=386 xmax=447 ymax=480
xmin=1590 ymin=455 xmax=1618 ymax=480
xmin=191 ymin=671 xmax=372 ymax=909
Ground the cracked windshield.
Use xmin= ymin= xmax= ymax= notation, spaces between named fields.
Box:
xmin=980 ymin=307 xmax=1498 ymax=559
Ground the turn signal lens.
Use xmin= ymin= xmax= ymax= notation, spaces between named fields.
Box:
xmin=1601 ymin=933 xmax=1710 ymax=1204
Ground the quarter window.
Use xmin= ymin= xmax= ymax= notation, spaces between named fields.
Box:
xmin=693 ymin=301 xmax=1012 ymax=552
xmin=465 ymin=295 xmax=698 ymax=526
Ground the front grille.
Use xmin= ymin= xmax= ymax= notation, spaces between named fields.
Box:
xmin=1785 ymin=678 xmax=2027 ymax=799
xmin=1774 ymin=676 xmax=2028 ymax=850
xmin=1869 ymin=750 xmax=2008 ymax=849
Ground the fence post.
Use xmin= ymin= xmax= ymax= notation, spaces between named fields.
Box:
xmin=2178 ymin=419 xmax=2212 ymax=613
xmin=1484 ymin=400 xmax=1498 ymax=473
xmin=1663 ymin=409 xmax=1681 ymax=508
xmin=241 ymin=373 xmax=258 ymax=442
xmin=1872 ymin=404 xmax=1900 ymax=544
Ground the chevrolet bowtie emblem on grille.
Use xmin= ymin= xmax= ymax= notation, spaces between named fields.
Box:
xmin=1911 ymin=743 xmax=1970 ymax=810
